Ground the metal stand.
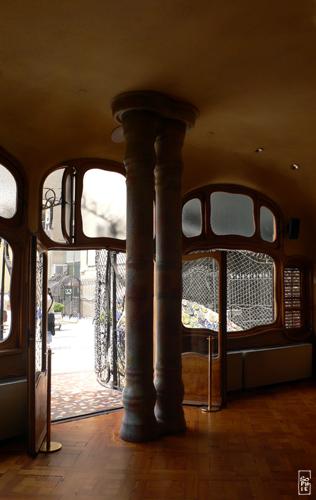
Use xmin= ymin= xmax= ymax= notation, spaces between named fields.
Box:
xmin=40 ymin=348 xmax=62 ymax=453
xmin=201 ymin=336 xmax=220 ymax=413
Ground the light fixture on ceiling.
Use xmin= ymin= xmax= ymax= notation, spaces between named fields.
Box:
xmin=291 ymin=163 xmax=300 ymax=170
xmin=255 ymin=147 xmax=264 ymax=153
xmin=111 ymin=126 xmax=124 ymax=143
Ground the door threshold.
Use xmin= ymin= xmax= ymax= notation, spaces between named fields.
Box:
xmin=52 ymin=406 xmax=123 ymax=424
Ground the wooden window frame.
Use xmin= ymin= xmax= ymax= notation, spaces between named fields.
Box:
xmin=181 ymin=184 xmax=312 ymax=349
xmin=182 ymin=184 xmax=282 ymax=254
xmin=39 ymin=158 xmax=126 ymax=252
xmin=0 ymin=148 xmax=27 ymax=357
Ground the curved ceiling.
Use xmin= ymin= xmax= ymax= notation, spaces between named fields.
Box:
xmin=0 ymin=1 xmax=315 ymax=227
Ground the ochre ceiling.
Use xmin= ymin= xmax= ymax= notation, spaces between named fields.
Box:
xmin=1 ymin=1 xmax=316 ymax=234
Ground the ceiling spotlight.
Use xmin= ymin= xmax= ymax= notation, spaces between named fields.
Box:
xmin=111 ymin=126 xmax=124 ymax=143
xmin=255 ymin=147 xmax=264 ymax=153
xmin=291 ymin=163 xmax=300 ymax=170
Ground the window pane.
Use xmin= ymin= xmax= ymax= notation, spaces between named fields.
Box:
xmin=260 ymin=206 xmax=276 ymax=242
xmin=210 ymin=192 xmax=255 ymax=237
xmin=182 ymin=256 xmax=219 ymax=331
xmin=226 ymin=250 xmax=275 ymax=331
xmin=0 ymin=164 xmax=17 ymax=218
xmin=42 ymin=169 xmax=66 ymax=243
xmin=182 ymin=198 xmax=202 ymax=237
xmin=81 ymin=169 xmax=126 ymax=239
xmin=0 ymin=238 xmax=13 ymax=342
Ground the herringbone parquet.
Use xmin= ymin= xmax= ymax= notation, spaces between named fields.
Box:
xmin=0 ymin=380 xmax=315 ymax=499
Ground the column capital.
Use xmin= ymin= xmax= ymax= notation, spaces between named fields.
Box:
xmin=111 ymin=90 xmax=199 ymax=129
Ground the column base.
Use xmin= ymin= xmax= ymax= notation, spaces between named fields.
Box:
xmin=155 ymin=404 xmax=186 ymax=436
xmin=120 ymin=384 xmax=159 ymax=442
xmin=120 ymin=417 xmax=160 ymax=443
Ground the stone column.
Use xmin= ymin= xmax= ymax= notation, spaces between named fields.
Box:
xmin=112 ymin=91 xmax=198 ymax=441
xmin=154 ymin=118 xmax=187 ymax=434
xmin=112 ymin=106 xmax=159 ymax=442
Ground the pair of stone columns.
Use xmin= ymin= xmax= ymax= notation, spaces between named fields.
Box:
xmin=112 ymin=91 xmax=198 ymax=442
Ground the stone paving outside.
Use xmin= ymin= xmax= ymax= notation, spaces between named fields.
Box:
xmin=50 ymin=318 xmax=122 ymax=420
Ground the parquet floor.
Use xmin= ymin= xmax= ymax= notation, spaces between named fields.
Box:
xmin=0 ymin=380 xmax=315 ymax=499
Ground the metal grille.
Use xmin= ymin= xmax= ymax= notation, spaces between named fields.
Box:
xmin=182 ymin=250 xmax=275 ymax=333
xmin=35 ymin=251 xmax=44 ymax=373
xmin=182 ymin=256 xmax=219 ymax=330
xmin=226 ymin=250 xmax=275 ymax=331
xmin=94 ymin=250 xmax=126 ymax=390
xmin=284 ymin=267 xmax=302 ymax=329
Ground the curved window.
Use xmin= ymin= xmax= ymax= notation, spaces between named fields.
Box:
xmin=183 ymin=185 xmax=279 ymax=246
xmin=0 ymin=238 xmax=13 ymax=342
xmin=41 ymin=162 xmax=126 ymax=246
xmin=42 ymin=168 xmax=66 ymax=243
xmin=260 ymin=206 xmax=276 ymax=242
xmin=0 ymin=164 xmax=17 ymax=219
xmin=182 ymin=250 xmax=275 ymax=333
xmin=181 ymin=185 xmax=311 ymax=345
xmin=182 ymin=198 xmax=202 ymax=237
xmin=81 ymin=169 xmax=126 ymax=239
xmin=210 ymin=192 xmax=255 ymax=237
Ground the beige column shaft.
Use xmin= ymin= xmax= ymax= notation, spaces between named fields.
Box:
xmin=154 ymin=118 xmax=186 ymax=434
xmin=119 ymin=110 xmax=159 ymax=442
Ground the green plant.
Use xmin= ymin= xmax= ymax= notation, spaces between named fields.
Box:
xmin=53 ymin=302 xmax=64 ymax=313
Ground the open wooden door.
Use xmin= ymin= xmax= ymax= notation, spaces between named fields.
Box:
xmin=27 ymin=235 xmax=48 ymax=455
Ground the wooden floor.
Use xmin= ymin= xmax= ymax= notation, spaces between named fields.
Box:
xmin=0 ymin=380 xmax=315 ymax=499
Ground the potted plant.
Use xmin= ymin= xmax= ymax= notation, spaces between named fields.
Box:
xmin=53 ymin=302 xmax=64 ymax=330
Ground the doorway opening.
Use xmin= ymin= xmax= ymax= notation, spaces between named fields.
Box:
xmin=48 ymin=249 xmax=126 ymax=420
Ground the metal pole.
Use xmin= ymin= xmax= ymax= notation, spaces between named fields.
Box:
xmin=46 ymin=348 xmax=52 ymax=446
xmin=201 ymin=335 xmax=217 ymax=413
xmin=40 ymin=348 xmax=62 ymax=453
xmin=219 ymin=251 xmax=227 ymax=408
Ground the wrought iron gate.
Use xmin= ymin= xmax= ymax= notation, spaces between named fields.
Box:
xmin=48 ymin=275 xmax=80 ymax=317
xmin=94 ymin=250 xmax=126 ymax=390
xmin=182 ymin=249 xmax=275 ymax=333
